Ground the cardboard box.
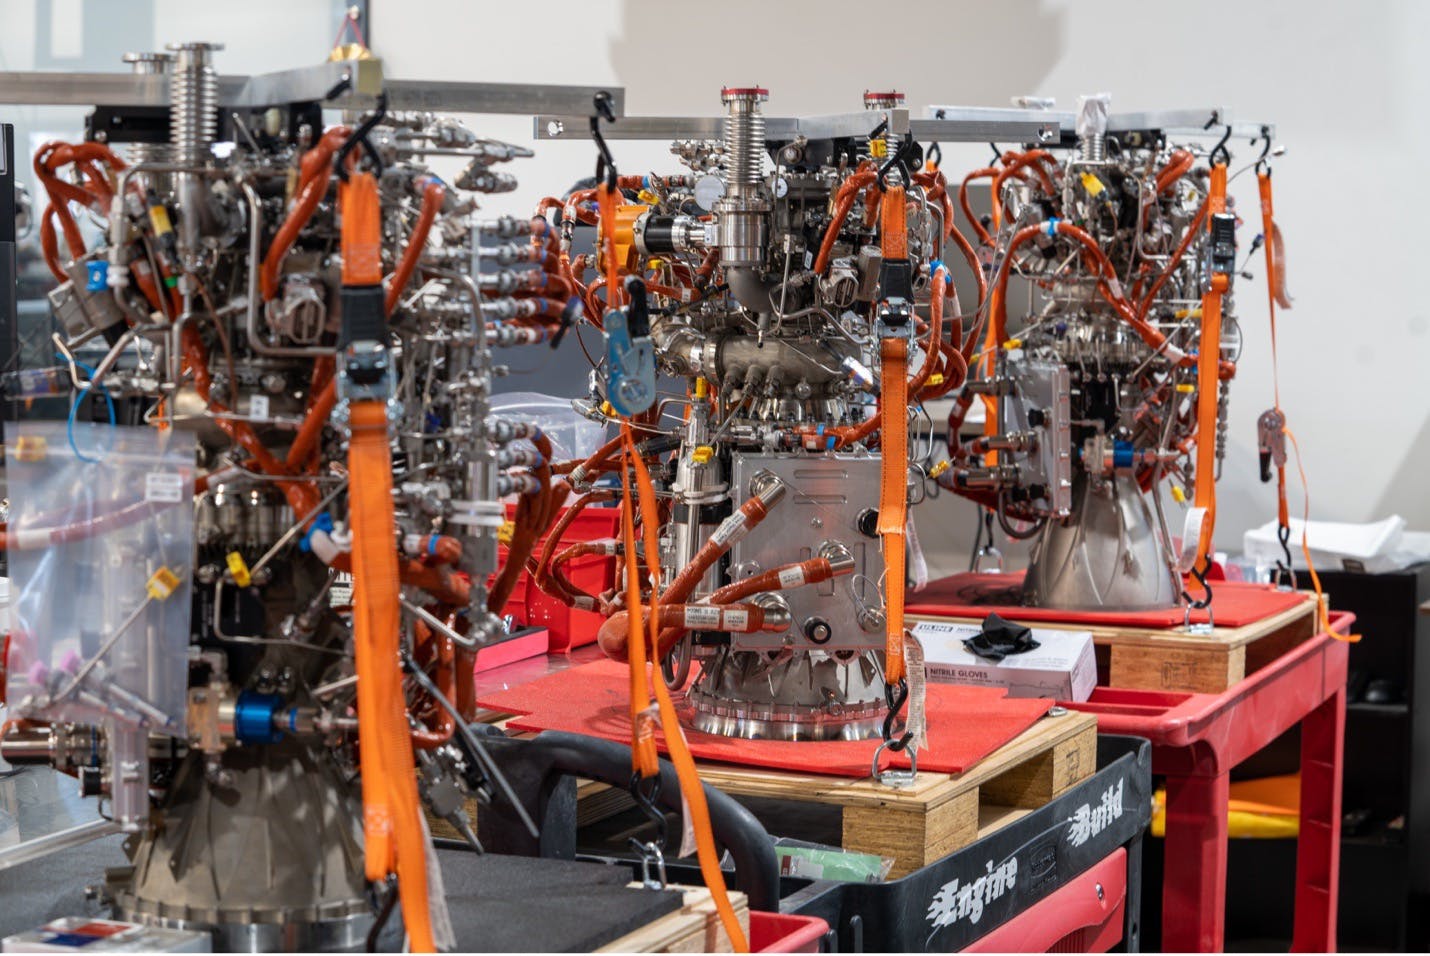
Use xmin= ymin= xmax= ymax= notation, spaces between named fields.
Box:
xmin=912 ymin=620 xmax=1097 ymax=702
xmin=3 ymin=919 xmax=210 ymax=953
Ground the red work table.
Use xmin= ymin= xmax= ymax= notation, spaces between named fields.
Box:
xmin=1065 ymin=614 xmax=1355 ymax=952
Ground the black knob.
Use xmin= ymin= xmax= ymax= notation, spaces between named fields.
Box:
xmin=1027 ymin=408 xmax=1046 ymax=428
xmin=803 ymin=618 xmax=833 ymax=644
xmin=78 ymin=766 xmax=103 ymax=797
xmin=856 ymin=508 xmax=879 ymax=538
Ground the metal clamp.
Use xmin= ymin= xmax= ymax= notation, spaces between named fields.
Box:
xmin=872 ymin=739 xmax=918 ymax=788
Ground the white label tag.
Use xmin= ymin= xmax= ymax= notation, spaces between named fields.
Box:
xmin=709 ymin=512 xmax=747 ymax=548
xmin=144 ymin=471 xmax=184 ymax=503
xmin=777 ymin=566 xmax=806 ymax=589
xmin=684 ymin=605 xmax=722 ymax=629
xmin=1179 ymin=506 xmax=1207 ymax=572
xmin=904 ymin=632 xmax=929 ymax=753
xmin=723 ymin=608 xmax=750 ymax=631
xmin=248 ymin=394 xmax=270 ymax=419
xmin=678 ymin=788 xmax=698 ymax=858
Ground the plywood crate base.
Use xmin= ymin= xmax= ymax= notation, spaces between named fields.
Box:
xmin=577 ymin=709 xmax=1096 ymax=878
xmin=912 ymin=591 xmax=1321 ymax=694
xmin=598 ymin=885 xmax=749 ymax=953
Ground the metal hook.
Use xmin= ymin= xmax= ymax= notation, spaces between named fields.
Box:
xmin=590 ymin=91 xmax=618 ymax=191
xmin=1253 ymin=124 xmax=1274 ymax=176
xmin=1209 ymin=123 xmax=1233 ymax=168
xmin=335 ymin=89 xmax=387 ymax=181
xmin=877 ymin=131 xmax=916 ymax=190
xmin=628 ymin=771 xmax=667 ymax=848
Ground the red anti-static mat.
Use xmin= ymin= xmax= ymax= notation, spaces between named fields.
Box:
xmin=906 ymin=571 xmax=1308 ymax=629
xmin=477 ymin=658 xmax=1052 ymax=777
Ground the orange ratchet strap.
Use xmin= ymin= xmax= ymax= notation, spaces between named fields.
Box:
xmin=619 ymin=423 xmax=750 ymax=952
xmin=1189 ymin=163 xmax=1229 ymax=584
xmin=877 ymin=185 xmax=910 ymax=686
xmin=342 ymin=171 xmax=436 ymax=951
xmin=1256 ymin=172 xmax=1354 ymax=640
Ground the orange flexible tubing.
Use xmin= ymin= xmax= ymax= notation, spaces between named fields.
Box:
xmin=813 ymin=170 xmax=877 ymax=275
xmin=1136 ymin=198 xmax=1209 ymax=319
xmin=259 ymin=127 xmax=350 ymax=301
xmin=959 ymin=167 xmax=998 ymax=245
xmin=385 ymin=179 xmax=445 ymax=315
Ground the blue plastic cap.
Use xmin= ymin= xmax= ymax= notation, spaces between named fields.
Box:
xmin=86 ymin=261 xmax=108 ymax=291
xmin=233 ymin=690 xmax=284 ymax=744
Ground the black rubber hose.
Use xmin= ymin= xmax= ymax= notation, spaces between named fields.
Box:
xmin=520 ymin=730 xmax=780 ymax=912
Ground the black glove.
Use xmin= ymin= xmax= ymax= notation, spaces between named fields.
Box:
xmin=961 ymin=613 xmax=1040 ymax=663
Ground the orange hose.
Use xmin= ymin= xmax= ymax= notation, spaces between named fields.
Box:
xmin=260 ymin=127 xmax=350 ymax=301
xmin=385 ymin=179 xmax=445 ymax=315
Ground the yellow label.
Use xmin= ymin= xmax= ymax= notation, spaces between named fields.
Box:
xmin=1175 ymin=383 xmax=1195 ymax=394
xmin=225 ymin=551 xmax=251 ymax=588
xmin=1079 ymin=171 xmax=1105 ymax=197
xmin=691 ymin=445 xmax=714 ymax=465
xmin=1170 ymin=485 xmax=1187 ymax=504
xmin=693 ymin=377 xmax=709 ymax=400
xmin=14 ymin=435 xmax=48 ymax=462
xmin=498 ymin=521 xmax=516 ymax=545
xmin=147 ymin=566 xmax=181 ymax=600
xmin=148 ymin=204 xmax=173 ymax=236
xmin=929 ymin=460 xmax=950 ymax=479
xmin=868 ymin=138 xmax=888 ymax=158
xmin=928 ymin=373 xmax=944 ymax=386
xmin=1002 ymin=338 xmax=1023 ymax=350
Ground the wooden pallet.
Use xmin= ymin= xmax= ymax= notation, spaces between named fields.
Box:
xmin=912 ymin=591 xmax=1321 ymax=694
xmin=597 ymin=885 xmax=750 ymax=953
xmin=577 ymin=709 xmax=1096 ymax=879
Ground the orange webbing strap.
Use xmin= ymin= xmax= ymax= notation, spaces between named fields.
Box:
xmin=1191 ymin=163 xmax=1229 ymax=571
xmin=619 ymin=425 xmax=660 ymax=780
xmin=349 ymin=404 xmax=437 ymax=951
xmin=1258 ymin=169 xmax=1291 ymax=530
xmin=878 ymin=185 xmax=910 ymax=685
xmin=1284 ymin=428 xmax=1359 ymax=642
xmin=340 ymin=171 xmax=383 ymax=286
xmin=1256 ymin=177 xmax=1353 ymax=641
xmin=343 ymin=170 xmax=435 ymax=951
xmin=878 ymin=337 xmax=909 ymax=685
xmin=621 ymin=423 xmax=749 ymax=952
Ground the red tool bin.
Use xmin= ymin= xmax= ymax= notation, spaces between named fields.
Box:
xmin=748 ymin=912 xmax=829 ymax=953
xmin=1065 ymin=613 xmax=1355 ymax=952
xmin=495 ymin=502 xmax=619 ymax=652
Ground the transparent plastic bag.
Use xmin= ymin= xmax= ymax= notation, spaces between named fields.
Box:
xmin=4 ymin=422 xmax=195 ymax=735
xmin=490 ymin=391 xmax=606 ymax=462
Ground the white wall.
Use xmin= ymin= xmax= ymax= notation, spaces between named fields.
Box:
xmin=376 ymin=0 xmax=1429 ymax=574
xmin=9 ymin=0 xmax=1410 ymax=573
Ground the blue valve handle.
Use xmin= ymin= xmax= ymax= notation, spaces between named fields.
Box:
xmin=603 ymin=277 xmax=656 ymax=416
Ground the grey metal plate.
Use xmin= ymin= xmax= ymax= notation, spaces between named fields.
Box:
xmin=534 ymin=106 xmax=1055 ymax=144
xmin=727 ymin=452 xmax=884 ymax=651
xmin=0 ymin=58 xmax=624 ymax=118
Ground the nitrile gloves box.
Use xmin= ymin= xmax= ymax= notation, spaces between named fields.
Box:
xmin=911 ymin=620 xmax=1097 ymax=702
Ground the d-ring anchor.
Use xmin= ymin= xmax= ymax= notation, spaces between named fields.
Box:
xmin=872 ymin=739 xmax=918 ymax=788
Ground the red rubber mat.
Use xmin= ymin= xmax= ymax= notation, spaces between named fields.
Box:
xmin=477 ymin=659 xmax=1052 ymax=777
xmin=907 ymin=572 xmax=1309 ymax=629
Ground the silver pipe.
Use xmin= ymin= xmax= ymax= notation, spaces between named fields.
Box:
xmin=0 ymin=820 xmax=122 ymax=873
